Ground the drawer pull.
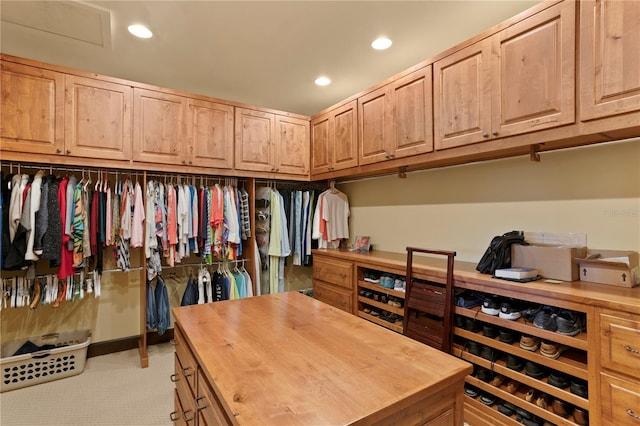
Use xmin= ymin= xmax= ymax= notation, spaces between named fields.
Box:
xmin=170 ymin=411 xmax=180 ymax=421
xmin=195 ymin=396 xmax=207 ymax=410
xmin=170 ymin=373 xmax=180 ymax=383
xmin=182 ymin=410 xmax=194 ymax=422
xmin=625 ymin=345 xmax=640 ymax=355
xmin=182 ymin=367 xmax=194 ymax=377
xmin=170 ymin=339 xmax=177 ymax=346
xmin=628 ymin=408 xmax=640 ymax=420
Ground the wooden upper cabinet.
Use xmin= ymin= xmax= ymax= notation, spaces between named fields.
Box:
xmin=359 ymin=85 xmax=393 ymax=165
xmin=133 ymin=88 xmax=188 ymax=165
xmin=311 ymin=100 xmax=358 ymax=175
xmin=234 ymin=108 xmax=274 ymax=172
xmin=64 ymin=75 xmax=132 ymax=160
xmin=391 ymin=66 xmax=434 ymax=159
xmin=435 ymin=1 xmax=575 ymax=149
xmin=493 ymin=0 xmax=575 ymax=138
xmin=188 ymin=99 xmax=234 ymax=168
xmin=360 ymin=66 xmax=433 ymax=164
xmin=434 ymin=39 xmax=492 ymax=150
xmin=275 ymin=115 xmax=309 ymax=175
xmin=1 ymin=61 xmax=64 ymax=155
xmin=580 ymin=0 xmax=640 ymax=121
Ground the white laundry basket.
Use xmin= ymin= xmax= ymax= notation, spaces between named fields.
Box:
xmin=1 ymin=330 xmax=91 ymax=392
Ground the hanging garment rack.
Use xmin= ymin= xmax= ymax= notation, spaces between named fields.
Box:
xmin=2 ymin=162 xmax=258 ymax=369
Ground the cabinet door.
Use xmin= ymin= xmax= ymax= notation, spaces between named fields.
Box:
xmin=493 ymin=1 xmax=575 ymax=138
xmin=187 ymin=99 xmax=233 ymax=169
xmin=313 ymin=280 xmax=353 ymax=313
xmin=392 ymin=66 xmax=434 ymax=158
xmin=331 ymin=100 xmax=359 ymax=171
xmin=0 ymin=61 xmax=64 ymax=155
xmin=234 ymin=108 xmax=274 ymax=172
xmin=275 ymin=115 xmax=309 ymax=175
xmin=580 ymin=0 xmax=640 ymax=121
xmin=310 ymin=113 xmax=331 ymax=175
xmin=64 ymin=75 xmax=132 ymax=160
xmin=359 ymin=86 xmax=393 ymax=165
xmin=434 ymin=38 xmax=492 ymax=150
xmin=133 ymin=88 xmax=187 ymax=165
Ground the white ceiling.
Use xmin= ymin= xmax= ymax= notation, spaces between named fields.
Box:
xmin=1 ymin=0 xmax=539 ymax=116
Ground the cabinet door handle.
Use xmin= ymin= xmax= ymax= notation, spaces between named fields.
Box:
xmin=170 ymin=373 xmax=180 ymax=382
xmin=482 ymin=132 xmax=489 ymax=138
xmin=182 ymin=366 xmax=193 ymax=377
xmin=169 ymin=339 xmax=177 ymax=346
xmin=66 ymin=149 xmax=71 ymax=154
xmin=627 ymin=408 xmax=640 ymax=420
xmin=492 ymin=131 xmax=498 ymax=136
xmin=182 ymin=410 xmax=194 ymax=422
xmin=195 ymin=396 xmax=207 ymax=411
xmin=56 ymin=148 xmax=62 ymax=153
xmin=388 ymin=153 xmax=395 ymax=158
xmin=169 ymin=411 xmax=180 ymax=421
xmin=625 ymin=345 xmax=640 ymax=355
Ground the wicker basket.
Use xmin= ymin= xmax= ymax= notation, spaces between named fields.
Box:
xmin=1 ymin=330 xmax=91 ymax=392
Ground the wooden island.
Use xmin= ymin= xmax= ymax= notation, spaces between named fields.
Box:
xmin=171 ymin=291 xmax=472 ymax=425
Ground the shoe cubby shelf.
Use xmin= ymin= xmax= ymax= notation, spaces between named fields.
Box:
xmin=358 ymin=296 xmax=404 ymax=316
xmin=455 ymin=328 xmax=588 ymax=380
xmin=357 ymin=310 xmax=403 ymax=333
xmin=465 ymin=376 xmax=583 ymax=426
xmin=357 ymin=280 xmax=406 ymax=299
xmin=454 ymin=306 xmax=589 ymax=351
xmin=453 ymin=345 xmax=589 ymax=411
xmin=463 ymin=395 xmax=521 ymax=426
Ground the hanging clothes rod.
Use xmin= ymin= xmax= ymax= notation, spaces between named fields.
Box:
xmin=0 ymin=162 xmax=141 ymax=178
xmin=255 ymin=179 xmax=327 ymax=190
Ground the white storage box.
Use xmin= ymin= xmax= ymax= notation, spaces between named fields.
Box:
xmin=1 ymin=330 xmax=91 ymax=392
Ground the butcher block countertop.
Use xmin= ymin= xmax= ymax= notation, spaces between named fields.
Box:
xmin=173 ymin=291 xmax=473 ymax=425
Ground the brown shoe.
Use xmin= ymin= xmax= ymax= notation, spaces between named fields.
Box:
xmin=29 ymin=281 xmax=41 ymax=310
xmin=524 ymin=388 xmax=536 ymax=402
xmin=573 ymin=407 xmax=588 ymax=425
xmin=540 ymin=340 xmax=568 ymax=359
xmin=520 ymin=335 xmax=540 ymax=351
xmin=506 ymin=380 xmax=520 ymax=394
xmin=536 ymin=394 xmax=549 ymax=409
xmin=490 ymin=374 xmax=504 ymax=387
xmin=551 ymin=399 xmax=572 ymax=417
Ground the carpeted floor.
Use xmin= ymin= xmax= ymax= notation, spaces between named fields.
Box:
xmin=0 ymin=343 xmax=174 ymax=426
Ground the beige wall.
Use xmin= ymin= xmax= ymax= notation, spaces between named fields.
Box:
xmin=340 ymin=138 xmax=640 ymax=264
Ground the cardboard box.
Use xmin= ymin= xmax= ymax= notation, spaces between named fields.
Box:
xmin=577 ymin=250 xmax=639 ymax=287
xmin=511 ymin=245 xmax=587 ymax=282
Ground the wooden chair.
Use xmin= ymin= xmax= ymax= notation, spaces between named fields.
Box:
xmin=403 ymin=247 xmax=456 ymax=353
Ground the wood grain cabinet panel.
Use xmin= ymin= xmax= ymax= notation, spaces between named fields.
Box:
xmin=235 ymin=108 xmax=310 ymax=175
xmin=312 ymin=280 xmax=353 ymax=314
xmin=492 ymin=0 xmax=575 ymax=138
xmin=435 ymin=1 xmax=574 ymax=149
xmin=64 ymin=75 xmax=132 ymax=160
xmin=434 ymin=39 xmax=492 ymax=150
xmin=275 ymin=115 xmax=309 ymax=175
xmin=311 ymin=100 xmax=358 ymax=175
xmin=0 ymin=61 xmax=64 ymax=155
xmin=600 ymin=373 xmax=640 ymax=426
xmin=359 ymin=66 xmax=433 ymax=165
xmin=580 ymin=0 xmax=640 ymax=121
xmin=391 ymin=66 xmax=434 ymax=159
xmin=133 ymin=88 xmax=188 ymax=165
xmin=234 ymin=108 xmax=274 ymax=173
xmin=187 ymin=99 xmax=234 ymax=169
xmin=599 ymin=312 xmax=640 ymax=380
xmin=359 ymin=85 xmax=393 ymax=165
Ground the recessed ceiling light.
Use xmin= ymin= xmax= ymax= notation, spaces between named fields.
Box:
xmin=315 ymin=76 xmax=331 ymax=86
xmin=371 ymin=37 xmax=392 ymax=50
xmin=128 ymin=24 xmax=153 ymax=39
